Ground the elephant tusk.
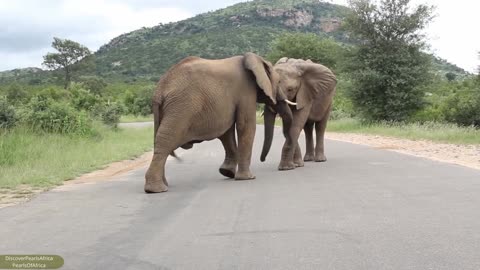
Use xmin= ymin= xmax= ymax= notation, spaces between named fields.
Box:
xmin=284 ymin=99 xmax=297 ymax=106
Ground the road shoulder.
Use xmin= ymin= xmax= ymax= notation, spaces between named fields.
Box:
xmin=326 ymin=132 xmax=480 ymax=171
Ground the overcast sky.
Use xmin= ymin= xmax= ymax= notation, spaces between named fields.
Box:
xmin=0 ymin=0 xmax=478 ymax=73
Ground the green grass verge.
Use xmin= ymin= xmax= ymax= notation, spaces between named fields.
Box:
xmin=0 ymin=125 xmax=153 ymax=189
xmin=256 ymin=112 xmax=479 ymax=145
xmin=327 ymin=118 xmax=480 ymax=145
xmin=120 ymin=114 xmax=153 ymax=123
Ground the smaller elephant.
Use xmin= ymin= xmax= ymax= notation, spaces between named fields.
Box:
xmin=261 ymin=58 xmax=337 ymax=170
xmin=144 ymin=53 xmax=295 ymax=193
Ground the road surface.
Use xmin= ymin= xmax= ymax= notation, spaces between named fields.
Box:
xmin=1 ymin=125 xmax=480 ymax=270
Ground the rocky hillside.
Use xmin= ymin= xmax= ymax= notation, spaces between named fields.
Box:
xmin=0 ymin=0 xmax=467 ymax=84
xmin=94 ymin=0 xmax=349 ymax=80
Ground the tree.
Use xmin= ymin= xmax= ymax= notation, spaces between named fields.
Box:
xmin=43 ymin=38 xmax=91 ymax=89
xmin=345 ymin=0 xmax=434 ymax=121
xmin=267 ymin=33 xmax=345 ymax=70
xmin=445 ymin=72 xmax=457 ymax=82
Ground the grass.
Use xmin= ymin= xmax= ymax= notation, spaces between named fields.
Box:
xmin=327 ymin=118 xmax=480 ymax=145
xmin=120 ymin=114 xmax=153 ymax=123
xmin=0 ymin=125 xmax=153 ymax=189
xmin=256 ymin=112 xmax=480 ymax=145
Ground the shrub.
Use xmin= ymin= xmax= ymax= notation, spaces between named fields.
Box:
xmin=78 ymin=76 xmax=107 ymax=96
xmin=442 ymin=94 xmax=480 ymax=127
xmin=123 ymin=86 xmax=154 ymax=116
xmin=70 ymin=86 xmax=99 ymax=111
xmin=25 ymin=96 xmax=94 ymax=135
xmin=92 ymin=101 xmax=124 ymax=128
xmin=6 ymin=84 xmax=29 ymax=104
xmin=0 ymin=97 xmax=17 ymax=129
xmin=37 ymin=86 xmax=70 ymax=101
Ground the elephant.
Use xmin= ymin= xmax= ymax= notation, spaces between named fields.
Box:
xmin=144 ymin=52 xmax=295 ymax=193
xmin=260 ymin=58 xmax=337 ymax=170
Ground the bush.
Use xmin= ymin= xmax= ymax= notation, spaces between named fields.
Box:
xmin=92 ymin=101 xmax=124 ymax=128
xmin=37 ymin=86 xmax=70 ymax=101
xmin=442 ymin=94 xmax=480 ymax=127
xmin=0 ymin=97 xmax=17 ymax=129
xmin=78 ymin=76 xmax=107 ymax=96
xmin=24 ymin=96 xmax=95 ymax=135
xmin=70 ymin=85 xmax=99 ymax=111
xmin=123 ymin=86 xmax=154 ymax=116
xmin=6 ymin=84 xmax=29 ymax=104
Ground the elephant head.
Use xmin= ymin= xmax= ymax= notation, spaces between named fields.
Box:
xmin=261 ymin=58 xmax=336 ymax=162
xmin=243 ymin=53 xmax=295 ymax=146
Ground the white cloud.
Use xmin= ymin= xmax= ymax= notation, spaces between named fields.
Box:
xmin=0 ymin=0 xmax=191 ymax=70
xmin=0 ymin=0 xmax=478 ymax=73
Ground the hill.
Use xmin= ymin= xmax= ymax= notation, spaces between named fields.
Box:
xmin=0 ymin=0 xmax=468 ymax=84
xmin=94 ymin=0 xmax=349 ymax=81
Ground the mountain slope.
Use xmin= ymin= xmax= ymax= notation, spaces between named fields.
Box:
xmin=0 ymin=0 xmax=468 ymax=85
xmin=94 ymin=0 xmax=349 ymax=80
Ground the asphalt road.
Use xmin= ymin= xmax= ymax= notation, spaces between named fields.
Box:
xmin=1 ymin=125 xmax=480 ymax=270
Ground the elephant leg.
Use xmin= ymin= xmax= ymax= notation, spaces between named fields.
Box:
xmin=234 ymin=106 xmax=256 ymax=180
xmin=293 ymin=141 xmax=304 ymax=167
xmin=303 ymin=120 xmax=315 ymax=162
xmin=314 ymin=108 xmax=331 ymax=162
xmin=145 ymin=119 xmax=187 ymax=193
xmin=219 ymin=125 xmax=237 ymax=178
xmin=279 ymin=106 xmax=311 ymax=171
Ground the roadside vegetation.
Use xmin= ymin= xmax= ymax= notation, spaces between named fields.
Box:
xmin=0 ymin=40 xmax=155 ymax=190
xmin=1 ymin=0 xmax=479 ymax=191
xmin=0 ymin=125 xmax=152 ymax=189
xmin=264 ymin=0 xmax=480 ymax=144
xmin=327 ymin=119 xmax=480 ymax=145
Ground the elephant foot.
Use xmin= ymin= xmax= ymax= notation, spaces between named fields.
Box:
xmin=144 ymin=180 xmax=168 ymax=193
xmin=294 ymin=159 xmax=304 ymax=168
xmin=219 ymin=161 xmax=236 ymax=178
xmin=304 ymin=154 xmax=314 ymax=162
xmin=219 ymin=168 xmax=235 ymax=178
xmin=315 ymin=154 xmax=327 ymax=162
xmin=235 ymin=171 xmax=256 ymax=181
xmin=278 ymin=161 xmax=295 ymax=171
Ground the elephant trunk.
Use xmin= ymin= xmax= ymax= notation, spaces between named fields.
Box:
xmin=260 ymin=106 xmax=277 ymax=162
xmin=260 ymin=100 xmax=293 ymax=162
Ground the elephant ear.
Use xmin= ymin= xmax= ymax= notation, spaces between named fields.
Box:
xmin=296 ymin=62 xmax=337 ymax=110
xmin=244 ymin=52 xmax=276 ymax=104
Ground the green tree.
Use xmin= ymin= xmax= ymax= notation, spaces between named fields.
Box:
xmin=445 ymin=72 xmax=457 ymax=82
xmin=78 ymin=76 xmax=108 ymax=96
xmin=6 ymin=83 xmax=29 ymax=104
xmin=43 ymin=38 xmax=92 ymax=89
xmin=345 ymin=0 xmax=434 ymax=121
xmin=267 ymin=33 xmax=345 ymax=70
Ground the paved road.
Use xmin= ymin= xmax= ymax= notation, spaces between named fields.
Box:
xmin=1 ymin=126 xmax=480 ymax=270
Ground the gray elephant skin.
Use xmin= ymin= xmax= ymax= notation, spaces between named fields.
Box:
xmin=261 ymin=58 xmax=337 ymax=170
xmin=145 ymin=53 xmax=294 ymax=193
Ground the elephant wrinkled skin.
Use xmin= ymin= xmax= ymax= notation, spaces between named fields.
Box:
xmin=144 ymin=53 xmax=294 ymax=193
xmin=261 ymin=58 xmax=337 ymax=170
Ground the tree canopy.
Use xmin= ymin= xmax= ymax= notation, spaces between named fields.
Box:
xmin=43 ymin=38 xmax=91 ymax=89
xmin=345 ymin=0 xmax=434 ymax=121
xmin=266 ymin=33 xmax=345 ymax=70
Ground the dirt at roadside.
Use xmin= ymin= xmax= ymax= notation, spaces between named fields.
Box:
xmin=326 ymin=132 xmax=480 ymax=170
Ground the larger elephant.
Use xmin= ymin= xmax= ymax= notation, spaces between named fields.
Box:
xmin=260 ymin=58 xmax=337 ymax=170
xmin=145 ymin=53 xmax=295 ymax=193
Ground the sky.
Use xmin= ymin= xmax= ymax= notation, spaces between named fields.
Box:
xmin=0 ymin=0 xmax=478 ymax=73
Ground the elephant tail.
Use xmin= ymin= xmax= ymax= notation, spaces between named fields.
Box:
xmin=153 ymin=99 xmax=182 ymax=162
